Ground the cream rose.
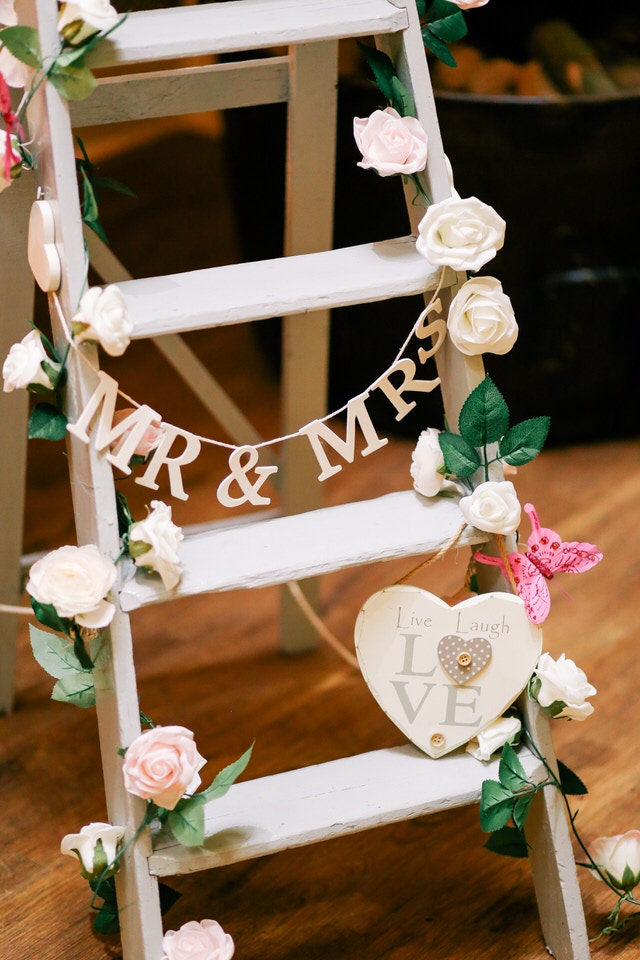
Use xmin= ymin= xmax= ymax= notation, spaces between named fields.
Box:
xmin=26 ymin=543 xmax=117 ymax=628
xmin=3 ymin=329 xmax=59 ymax=393
xmin=128 ymin=501 xmax=183 ymax=591
xmin=72 ymin=284 xmax=133 ymax=357
xmin=0 ymin=0 xmax=17 ymax=24
xmin=0 ymin=131 xmax=22 ymax=190
xmin=447 ymin=276 xmax=518 ymax=356
xmin=111 ymin=409 xmax=165 ymax=458
xmin=60 ymin=821 xmax=125 ymax=879
xmin=589 ymin=831 xmax=640 ymax=892
xmin=162 ymin=919 xmax=235 ymax=960
xmin=353 ymin=107 xmax=428 ymax=177
xmin=58 ymin=0 xmax=119 ymax=45
xmin=531 ymin=652 xmax=596 ymax=721
xmin=416 ymin=196 xmax=506 ymax=271
xmin=459 ymin=480 xmax=521 ymax=535
xmin=466 ymin=714 xmax=521 ymax=762
xmin=0 ymin=45 xmax=32 ymax=88
xmin=122 ymin=725 xmax=206 ymax=810
xmin=410 ymin=427 xmax=446 ymax=498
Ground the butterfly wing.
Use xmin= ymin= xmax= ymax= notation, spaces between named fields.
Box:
xmin=523 ymin=504 xmax=603 ymax=576
xmin=474 ymin=550 xmax=551 ymax=623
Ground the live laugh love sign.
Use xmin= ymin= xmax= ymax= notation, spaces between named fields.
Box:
xmin=355 ymin=587 xmax=542 ymax=758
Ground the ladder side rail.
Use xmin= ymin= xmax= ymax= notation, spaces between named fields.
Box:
xmin=26 ymin=3 xmax=164 ymax=957
xmin=70 ymin=57 xmax=290 ymax=127
xmin=280 ymin=39 xmax=340 ymax=651
xmin=0 ymin=174 xmax=35 ymax=713
xmin=378 ymin=0 xmax=484 ymax=434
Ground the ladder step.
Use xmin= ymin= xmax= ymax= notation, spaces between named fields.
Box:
xmin=119 ymin=238 xmax=452 ymax=340
xmin=148 ymin=743 xmax=545 ymax=876
xmin=119 ymin=492 xmax=485 ymax=611
xmin=89 ymin=0 xmax=409 ymax=68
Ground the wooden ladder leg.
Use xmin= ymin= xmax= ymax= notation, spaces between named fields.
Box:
xmin=0 ymin=174 xmax=36 ymax=713
xmin=280 ymin=38 xmax=339 ymax=653
xmin=520 ymin=696 xmax=591 ymax=959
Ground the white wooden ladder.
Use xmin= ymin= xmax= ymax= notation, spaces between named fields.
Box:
xmin=23 ymin=1 xmax=590 ymax=957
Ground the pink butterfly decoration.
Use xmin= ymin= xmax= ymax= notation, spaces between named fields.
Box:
xmin=475 ymin=502 xmax=603 ymax=624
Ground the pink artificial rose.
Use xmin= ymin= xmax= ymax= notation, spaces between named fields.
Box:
xmin=111 ymin=408 xmax=165 ymax=457
xmin=447 ymin=0 xmax=490 ymax=8
xmin=122 ymin=726 xmax=206 ymax=810
xmin=162 ymin=920 xmax=235 ymax=960
xmin=353 ymin=107 xmax=427 ymax=177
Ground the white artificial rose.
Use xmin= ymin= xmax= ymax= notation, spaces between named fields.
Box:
xmin=26 ymin=543 xmax=117 ymax=628
xmin=0 ymin=45 xmax=32 ymax=88
xmin=0 ymin=0 xmax=17 ymax=25
xmin=353 ymin=107 xmax=428 ymax=177
xmin=0 ymin=131 xmax=22 ymax=191
xmin=459 ymin=480 xmax=521 ymax=535
xmin=162 ymin=920 xmax=235 ymax=960
xmin=60 ymin=821 xmax=125 ymax=879
xmin=128 ymin=501 xmax=184 ymax=591
xmin=72 ymin=284 xmax=133 ymax=357
xmin=410 ymin=427 xmax=446 ymax=498
xmin=466 ymin=714 xmax=521 ymax=762
xmin=58 ymin=0 xmax=119 ymax=45
xmin=589 ymin=831 xmax=640 ymax=892
xmin=3 ymin=329 xmax=59 ymax=393
xmin=447 ymin=276 xmax=518 ymax=356
xmin=531 ymin=652 xmax=596 ymax=721
xmin=416 ymin=196 xmax=506 ymax=271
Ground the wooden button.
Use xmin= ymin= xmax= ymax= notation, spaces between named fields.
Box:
xmin=430 ymin=732 xmax=445 ymax=748
xmin=457 ymin=651 xmax=472 ymax=668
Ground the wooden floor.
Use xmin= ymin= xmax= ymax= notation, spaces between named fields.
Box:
xmin=2 ymin=122 xmax=640 ymax=959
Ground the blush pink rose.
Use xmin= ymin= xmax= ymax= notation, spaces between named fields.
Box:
xmin=353 ymin=107 xmax=428 ymax=177
xmin=122 ymin=726 xmax=206 ymax=810
xmin=111 ymin=408 xmax=165 ymax=457
xmin=162 ymin=920 xmax=235 ymax=960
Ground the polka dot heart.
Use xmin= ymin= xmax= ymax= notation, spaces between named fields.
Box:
xmin=438 ymin=634 xmax=492 ymax=685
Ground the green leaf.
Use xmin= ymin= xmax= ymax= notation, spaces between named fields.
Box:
xmin=416 ymin=0 xmax=427 ymax=17
xmin=49 ymin=62 xmax=98 ymax=101
xmin=29 ymin=623 xmax=81 ymax=678
xmin=512 ymin=791 xmax=535 ymax=831
xmin=427 ymin=0 xmax=463 ymax=19
xmin=484 ymin=825 xmax=529 ymax=858
xmin=557 ymin=759 xmax=589 ymax=796
xmin=54 ymin=44 xmax=90 ymax=68
xmin=357 ymin=42 xmax=396 ymax=103
xmin=438 ymin=431 xmax=481 ymax=478
xmin=78 ymin=167 xmax=109 ymax=243
xmin=499 ymin=417 xmax=550 ymax=466
xmin=159 ymin=882 xmax=182 ymax=916
xmin=389 ymin=75 xmax=415 ymax=118
xmin=168 ymin=799 xmax=205 ymax=847
xmin=51 ymin=672 xmax=96 ymax=708
xmin=427 ymin=10 xmax=467 ymax=44
xmin=498 ymin=743 xmax=532 ymax=793
xmin=197 ymin=743 xmax=254 ymax=804
xmin=28 ymin=402 xmax=68 ymax=441
xmin=421 ymin=29 xmax=458 ymax=67
xmin=458 ymin=376 xmax=510 ymax=446
xmin=29 ymin=600 xmax=72 ymax=637
xmin=93 ymin=900 xmax=120 ymax=934
xmin=479 ymin=780 xmax=515 ymax=833
xmin=0 ymin=25 xmax=41 ymax=67
xmin=93 ymin=175 xmax=136 ymax=198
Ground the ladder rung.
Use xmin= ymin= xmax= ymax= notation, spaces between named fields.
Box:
xmin=88 ymin=0 xmax=409 ymax=69
xmin=119 ymin=238 xmax=453 ymax=340
xmin=148 ymin=743 xmax=545 ymax=876
xmin=119 ymin=492 xmax=485 ymax=611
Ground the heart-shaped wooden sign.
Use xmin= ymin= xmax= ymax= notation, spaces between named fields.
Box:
xmin=354 ymin=586 xmax=542 ymax=758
